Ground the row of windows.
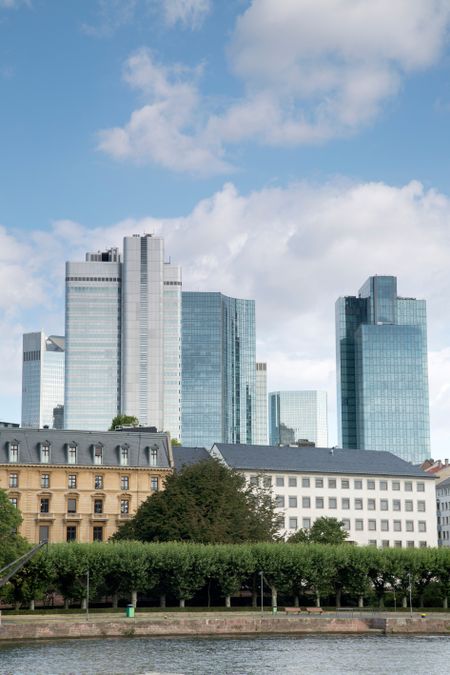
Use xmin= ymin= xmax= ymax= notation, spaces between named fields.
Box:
xmin=38 ymin=525 xmax=105 ymax=544
xmin=252 ymin=475 xmax=426 ymax=492
xmin=66 ymin=276 xmax=121 ymax=282
xmin=10 ymin=496 xmax=132 ymax=516
xmin=437 ymin=501 xmax=450 ymax=511
xmin=286 ymin=516 xmax=427 ymax=533
xmin=275 ymin=495 xmax=426 ymax=512
xmin=7 ymin=473 xmax=160 ymax=492
xmin=6 ymin=442 xmax=160 ymax=467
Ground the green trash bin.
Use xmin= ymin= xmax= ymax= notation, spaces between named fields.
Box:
xmin=126 ymin=604 xmax=135 ymax=618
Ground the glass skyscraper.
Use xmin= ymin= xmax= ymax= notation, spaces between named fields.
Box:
xmin=181 ymin=292 xmax=256 ymax=448
xmin=336 ymin=276 xmax=430 ymax=463
xmin=254 ymin=362 xmax=268 ymax=444
xmin=269 ymin=390 xmax=328 ymax=446
xmin=21 ymin=332 xmax=65 ymax=428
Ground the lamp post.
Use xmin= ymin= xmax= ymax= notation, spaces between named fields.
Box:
xmin=408 ymin=572 xmax=413 ymax=617
xmin=260 ymin=571 xmax=264 ymax=614
xmin=86 ymin=569 xmax=90 ymax=622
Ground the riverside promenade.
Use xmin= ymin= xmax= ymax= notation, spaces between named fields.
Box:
xmin=1 ymin=610 xmax=450 ymax=640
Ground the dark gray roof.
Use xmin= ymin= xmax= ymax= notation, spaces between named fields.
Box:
xmin=437 ymin=477 xmax=450 ymax=490
xmin=172 ymin=447 xmax=210 ymax=469
xmin=213 ymin=444 xmax=434 ymax=479
xmin=0 ymin=428 xmax=172 ymax=468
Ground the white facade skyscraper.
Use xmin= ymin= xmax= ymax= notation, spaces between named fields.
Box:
xmin=269 ymin=390 xmax=328 ymax=447
xmin=163 ymin=262 xmax=182 ymax=441
xmin=254 ymin=362 xmax=268 ymax=444
xmin=22 ymin=332 xmax=65 ymax=428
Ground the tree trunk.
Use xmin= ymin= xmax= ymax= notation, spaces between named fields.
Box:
xmin=160 ymin=594 xmax=166 ymax=608
xmin=29 ymin=599 xmax=35 ymax=611
xmin=443 ymin=596 xmax=448 ymax=609
xmin=179 ymin=598 xmax=185 ymax=608
xmin=358 ymin=595 xmax=364 ymax=608
xmin=402 ymin=596 xmax=407 ymax=608
xmin=64 ymin=598 xmax=70 ymax=610
xmin=225 ymin=595 xmax=231 ymax=608
xmin=315 ymin=592 xmax=320 ymax=608
xmin=294 ymin=595 xmax=300 ymax=608
xmin=252 ymin=575 xmax=258 ymax=608
xmin=131 ymin=590 xmax=137 ymax=608
xmin=419 ymin=593 xmax=424 ymax=609
xmin=112 ymin=592 xmax=118 ymax=609
xmin=378 ymin=596 xmax=384 ymax=609
xmin=271 ymin=587 xmax=277 ymax=609
xmin=14 ymin=601 xmax=21 ymax=610
xmin=336 ymin=589 xmax=341 ymax=609
xmin=81 ymin=598 xmax=87 ymax=610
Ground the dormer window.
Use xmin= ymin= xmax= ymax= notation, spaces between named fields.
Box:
xmin=67 ymin=444 xmax=77 ymax=465
xmin=120 ymin=445 xmax=129 ymax=466
xmin=40 ymin=442 xmax=50 ymax=464
xmin=149 ymin=445 xmax=158 ymax=467
xmin=9 ymin=441 xmax=19 ymax=463
xmin=93 ymin=444 xmax=103 ymax=465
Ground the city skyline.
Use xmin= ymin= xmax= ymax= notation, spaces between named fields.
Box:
xmin=2 ymin=2 xmax=450 ymax=455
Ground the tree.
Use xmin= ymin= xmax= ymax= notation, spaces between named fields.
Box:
xmin=287 ymin=517 xmax=349 ymax=545
xmin=109 ymin=414 xmax=139 ymax=430
xmin=0 ymin=489 xmax=29 ymax=570
xmin=114 ymin=458 xmax=281 ymax=544
xmin=171 ymin=438 xmax=182 ymax=446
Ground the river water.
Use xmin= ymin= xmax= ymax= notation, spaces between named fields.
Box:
xmin=1 ymin=635 xmax=450 ymax=675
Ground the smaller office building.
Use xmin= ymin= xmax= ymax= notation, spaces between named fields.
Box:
xmin=0 ymin=428 xmax=172 ymax=544
xmin=211 ymin=444 xmax=437 ymax=548
xmin=436 ymin=477 xmax=450 ymax=547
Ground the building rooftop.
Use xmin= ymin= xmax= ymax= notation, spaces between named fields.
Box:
xmin=213 ymin=444 xmax=434 ymax=478
xmin=437 ymin=476 xmax=450 ymax=490
xmin=172 ymin=446 xmax=210 ymax=469
xmin=0 ymin=428 xmax=172 ymax=468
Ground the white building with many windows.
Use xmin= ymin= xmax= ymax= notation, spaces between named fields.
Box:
xmin=211 ymin=444 xmax=437 ymax=548
xmin=436 ymin=477 xmax=450 ymax=546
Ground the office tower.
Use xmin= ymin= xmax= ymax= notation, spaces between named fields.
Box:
xmin=65 ymin=248 xmax=121 ymax=430
xmin=336 ymin=275 xmax=430 ymax=463
xmin=121 ymin=235 xmax=181 ymax=435
xmin=22 ymin=332 xmax=65 ymax=428
xmin=254 ymin=362 xmax=268 ymax=444
xmin=269 ymin=391 xmax=328 ymax=446
xmin=182 ymin=292 xmax=256 ymax=448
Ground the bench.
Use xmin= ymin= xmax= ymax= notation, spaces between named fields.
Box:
xmin=301 ymin=606 xmax=323 ymax=614
xmin=284 ymin=607 xmax=302 ymax=615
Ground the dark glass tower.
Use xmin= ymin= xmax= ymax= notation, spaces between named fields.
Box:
xmin=336 ymin=276 xmax=430 ymax=463
xmin=181 ymin=292 xmax=256 ymax=448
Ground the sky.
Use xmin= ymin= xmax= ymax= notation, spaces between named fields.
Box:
xmin=1 ymin=0 xmax=450 ymax=456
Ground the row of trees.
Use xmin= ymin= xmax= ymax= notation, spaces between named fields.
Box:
xmin=3 ymin=541 xmax=450 ymax=611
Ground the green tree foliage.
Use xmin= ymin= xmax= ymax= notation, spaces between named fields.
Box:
xmin=109 ymin=414 xmax=139 ymax=430
xmin=114 ymin=458 xmax=281 ymax=544
xmin=0 ymin=488 xmax=29 ymax=570
xmin=287 ymin=517 xmax=349 ymax=545
xmin=171 ymin=438 xmax=182 ymax=446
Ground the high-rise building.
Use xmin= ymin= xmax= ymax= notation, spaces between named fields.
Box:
xmin=22 ymin=332 xmax=65 ymax=428
xmin=269 ymin=390 xmax=328 ymax=446
xmin=254 ymin=362 xmax=268 ymax=444
xmin=336 ymin=275 xmax=430 ymax=463
xmin=181 ymin=292 xmax=256 ymax=448
xmin=65 ymin=248 xmax=122 ymax=431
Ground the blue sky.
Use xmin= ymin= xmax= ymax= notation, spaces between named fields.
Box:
xmin=2 ymin=0 xmax=450 ymax=454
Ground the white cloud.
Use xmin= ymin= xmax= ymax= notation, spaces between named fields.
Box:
xmin=2 ymin=177 xmax=450 ymax=452
xmin=160 ymin=0 xmax=211 ymax=29
xmin=0 ymin=0 xmax=30 ymax=8
xmin=81 ymin=0 xmax=138 ymax=37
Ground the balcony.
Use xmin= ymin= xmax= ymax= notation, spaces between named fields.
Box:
xmin=90 ymin=514 xmax=109 ymax=522
xmin=117 ymin=512 xmax=131 ymax=521
xmin=36 ymin=512 xmax=55 ymax=521
xmin=64 ymin=513 xmax=82 ymax=522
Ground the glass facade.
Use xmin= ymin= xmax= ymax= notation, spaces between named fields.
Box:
xmin=269 ymin=390 xmax=328 ymax=446
xmin=181 ymin=292 xmax=256 ymax=448
xmin=254 ymin=362 xmax=268 ymax=444
xmin=22 ymin=332 xmax=65 ymax=428
xmin=336 ymin=276 xmax=430 ymax=463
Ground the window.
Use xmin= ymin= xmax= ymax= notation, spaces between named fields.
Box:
xmin=68 ymin=474 xmax=77 ymax=489
xmin=328 ymin=478 xmax=337 ymax=489
xmin=95 ymin=475 xmax=104 ymax=489
xmin=392 ymin=481 xmax=400 ymax=491
xmin=355 ymin=519 xmax=363 ymax=531
xmin=418 ymin=521 xmax=427 ymax=533
xmin=393 ymin=500 xmax=401 ymax=511
xmin=380 ymin=481 xmax=388 ymax=491
xmin=9 ymin=473 xmax=18 ymax=488
xmin=394 ymin=541 xmax=402 ymax=548
xmin=288 ymin=496 xmax=297 ymax=508
xmin=302 ymin=496 xmax=311 ymax=508
xmin=315 ymin=497 xmax=324 ymax=509
xmin=93 ymin=527 xmax=103 ymax=542
xmin=368 ymin=540 xmax=377 ymax=547
xmin=368 ymin=520 xmax=376 ymax=531
xmin=406 ymin=521 xmax=414 ymax=532
xmin=41 ymin=474 xmax=50 ymax=489
xmin=151 ymin=477 xmax=159 ymax=492
xmin=417 ymin=482 xmax=425 ymax=492
xmin=150 ymin=446 xmax=158 ymax=467
xmin=66 ymin=526 xmax=77 ymax=542
xmin=249 ymin=475 xmax=258 ymax=486
xmin=405 ymin=481 xmax=413 ymax=492
xmin=367 ymin=480 xmax=375 ymax=490
xmin=342 ymin=519 xmax=350 ymax=531
xmin=417 ymin=501 xmax=426 ymax=512
xmin=40 ymin=443 xmax=50 ymax=464
xmin=419 ymin=541 xmax=427 ymax=548
xmin=9 ymin=442 xmax=18 ymax=463
xmin=382 ymin=540 xmax=390 ymax=548
xmin=94 ymin=444 xmax=103 ymax=465
xmin=94 ymin=499 xmax=103 ymax=514
xmin=302 ymin=518 xmax=311 ymax=529
xmin=405 ymin=500 xmax=413 ymax=512
xmin=315 ymin=478 xmax=323 ymax=488
xmin=368 ymin=499 xmax=376 ymax=511
xmin=342 ymin=498 xmax=350 ymax=510
xmin=289 ymin=517 xmax=298 ymax=530
xmin=67 ymin=498 xmax=77 ymax=514
xmin=290 ymin=477 xmax=298 ymax=487
xmin=380 ymin=499 xmax=388 ymax=511
xmin=68 ymin=444 xmax=77 ymax=464
xmin=354 ymin=480 xmax=363 ymax=490
xmin=120 ymin=445 xmax=129 ymax=466
xmin=381 ymin=520 xmax=389 ymax=532
xmin=121 ymin=475 xmax=129 ymax=491
xmin=9 ymin=497 xmax=17 ymax=508
xmin=276 ymin=495 xmax=285 ymax=508
xmin=328 ymin=497 xmax=337 ymax=509
xmin=355 ymin=498 xmax=363 ymax=510
xmin=276 ymin=476 xmax=284 ymax=487
xmin=341 ymin=479 xmax=349 ymax=489
xmin=263 ymin=476 xmax=272 ymax=488
xmin=407 ymin=541 xmax=415 ymax=548
xmin=39 ymin=525 xmax=49 ymax=543
xmin=393 ymin=520 xmax=402 ymax=532
xmin=40 ymin=498 xmax=49 ymax=514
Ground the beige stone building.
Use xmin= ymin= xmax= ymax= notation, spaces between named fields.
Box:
xmin=0 ymin=428 xmax=173 ymax=544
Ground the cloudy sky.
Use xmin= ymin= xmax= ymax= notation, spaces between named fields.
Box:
xmin=1 ymin=0 xmax=450 ymax=455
